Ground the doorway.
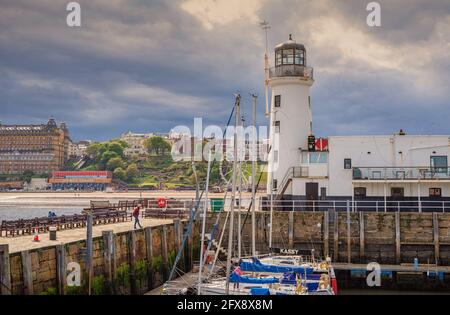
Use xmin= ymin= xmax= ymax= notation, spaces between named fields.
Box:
xmin=306 ymin=183 xmax=319 ymax=200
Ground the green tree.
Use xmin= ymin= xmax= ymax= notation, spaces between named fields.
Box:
xmin=111 ymin=139 xmax=128 ymax=149
xmin=113 ymin=167 xmax=126 ymax=181
xmin=107 ymin=141 xmax=125 ymax=157
xmin=100 ymin=151 xmax=119 ymax=165
xmin=107 ymin=157 xmax=125 ymax=171
xmin=21 ymin=170 xmax=35 ymax=183
xmin=145 ymin=137 xmax=171 ymax=156
xmin=86 ymin=143 xmax=108 ymax=159
xmin=126 ymin=163 xmax=139 ymax=181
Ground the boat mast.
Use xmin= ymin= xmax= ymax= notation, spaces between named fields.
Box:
xmin=251 ymin=94 xmax=258 ymax=257
xmin=238 ymin=148 xmax=242 ymax=261
xmin=237 ymin=112 xmax=245 ymax=261
xmin=269 ymin=184 xmax=274 ymax=249
xmin=225 ymin=94 xmax=241 ymax=294
xmin=197 ymin=149 xmax=212 ymax=295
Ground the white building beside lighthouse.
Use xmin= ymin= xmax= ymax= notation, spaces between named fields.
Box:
xmin=267 ymin=36 xmax=450 ymax=211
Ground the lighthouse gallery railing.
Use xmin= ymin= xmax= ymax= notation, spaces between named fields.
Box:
xmin=269 ymin=65 xmax=314 ymax=79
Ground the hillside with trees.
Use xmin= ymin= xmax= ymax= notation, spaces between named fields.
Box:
xmin=76 ymin=136 xmax=266 ymax=190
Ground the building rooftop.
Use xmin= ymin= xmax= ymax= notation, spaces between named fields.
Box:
xmin=275 ymin=35 xmax=306 ymax=51
xmin=0 ymin=119 xmax=67 ymax=134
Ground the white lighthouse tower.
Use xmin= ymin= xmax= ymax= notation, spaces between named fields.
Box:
xmin=267 ymin=35 xmax=314 ymax=196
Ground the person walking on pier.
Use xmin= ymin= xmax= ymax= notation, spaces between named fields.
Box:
xmin=133 ymin=204 xmax=143 ymax=229
xmin=233 ymin=264 xmax=243 ymax=290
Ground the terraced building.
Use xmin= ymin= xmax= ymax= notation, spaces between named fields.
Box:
xmin=0 ymin=119 xmax=70 ymax=174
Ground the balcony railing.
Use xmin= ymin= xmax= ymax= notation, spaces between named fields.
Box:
xmin=269 ymin=65 xmax=314 ymax=80
xmin=353 ymin=167 xmax=450 ymax=181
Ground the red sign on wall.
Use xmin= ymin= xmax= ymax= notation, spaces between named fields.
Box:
xmin=315 ymin=138 xmax=329 ymax=151
xmin=158 ymin=198 xmax=167 ymax=208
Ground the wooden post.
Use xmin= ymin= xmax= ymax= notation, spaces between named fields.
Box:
xmin=323 ymin=211 xmax=329 ymax=259
xmin=433 ymin=213 xmax=440 ymax=265
xmin=0 ymin=244 xmax=11 ymax=295
xmin=333 ymin=211 xmax=339 ymax=262
xmin=183 ymin=222 xmax=191 ymax=272
xmin=86 ymin=214 xmax=93 ymax=295
xmin=346 ymin=201 xmax=351 ymax=264
xmin=288 ymin=211 xmax=294 ymax=248
xmin=161 ymin=225 xmax=169 ymax=281
xmin=256 ymin=213 xmax=263 ymax=252
xmin=56 ymin=245 xmax=66 ymax=295
xmin=144 ymin=227 xmax=155 ymax=290
xmin=21 ymin=250 xmax=34 ymax=295
xmin=173 ymin=219 xmax=184 ymax=271
xmin=395 ymin=212 xmax=401 ymax=264
xmin=185 ymin=221 xmax=193 ymax=272
xmin=102 ymin=231 xmax=115 ymax=295
xmin=128 ymin=230 xmax=137 ymax=295
xmin=261 ymin=212 xmax=266 ymax=248
xmin=359 ymin=212 xmax=365 ymax=262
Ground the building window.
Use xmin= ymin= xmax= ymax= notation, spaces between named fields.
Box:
xmin=273 ymin=179 xmax=278 ymax=191
xmin=391 ymin=187 xmax=404 ymax=198
xmin=295 ymin=49 xmax=304 ymax=65
xmin=275 ymin=50 xmax=282 ymax=66
xmin=274 ymin=95 xmax=281 ymax=108
xmin=274 ymin=121 xmax=280 ymax=133
xmin=282 ymin=49 xmax=294 ymax=65
xmin=431 ymin=156 xmax=448 ymax=174
xmin=430 ymin=188 xmax=442 ymax=198
xmin=344 ymin=159 xmax=352 ymax=170
xmin=306 ymin=152 xmax=328 ymax=164
xmin=354 ymin=187 xmax=367 ymax=197
xmin=302 ymin=152 xmax=328 ymax=164
xmin=274 ymin=150 xmax=279 ymax=163
xmin=372 ymin=171 xmax=382 ymax=179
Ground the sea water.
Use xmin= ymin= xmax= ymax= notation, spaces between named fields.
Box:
xmin=0 ymin=205 xmax=82 ymax=221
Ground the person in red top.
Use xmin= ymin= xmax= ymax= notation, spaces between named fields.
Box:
xmin=233 ymin=264 xmax=243 ymax=290
xmin=133 ymin=204 xmax=143 ymax=229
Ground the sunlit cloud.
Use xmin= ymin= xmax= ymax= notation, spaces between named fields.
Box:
xmin=181 ymin=0 xmax=264 ymax=30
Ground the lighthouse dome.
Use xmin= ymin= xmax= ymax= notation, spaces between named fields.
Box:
xmin=274 ymin=35 xmax=306 ymax=67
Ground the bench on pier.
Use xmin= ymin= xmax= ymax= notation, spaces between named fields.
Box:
xmin=84 ymin=200 xmax=133 ymax=223
xmin=0 ymin=200 xmax=146 ymax=237
xmin=143 ymin=209 xmax=189 ymax=219
xmin=83 ymin=207 xmax=131 ymax=224
xmin=0 ymin=214 xmax=88 ymax=237
xmin=117 ymin=200 xmax=141 ymax=211
xmin=142 ymin=198 xmax=191 ymax=219
xmin=0 ymin=209 xmax=130 ymax=237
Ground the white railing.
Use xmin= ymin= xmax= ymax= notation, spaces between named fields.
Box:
xmin=154 ymin=197 xmax=450 ymax=213
xmin=259 ymin=199 xmax=450 ymax=213
xmin=353 ymin=167 xmax=450 ymax=181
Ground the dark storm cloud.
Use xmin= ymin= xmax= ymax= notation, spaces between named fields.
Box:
xmin=0 ymin=0 xmax=449 ymax=141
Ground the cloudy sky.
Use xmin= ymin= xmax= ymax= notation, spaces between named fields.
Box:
xmin=1 ymin=0 xmax=449 ymax=141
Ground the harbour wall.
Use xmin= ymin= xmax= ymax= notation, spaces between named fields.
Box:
xmin=0 ymin=220 xmax=196 ymax=295
xmin=202 ymin=211 xmax=450 ymax=266
xmin=2 ymin=211 xmax=450 ymax=294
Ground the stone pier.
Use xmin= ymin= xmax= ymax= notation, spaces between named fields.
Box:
xmin=0 ymin=218 xmax=192 ymax=295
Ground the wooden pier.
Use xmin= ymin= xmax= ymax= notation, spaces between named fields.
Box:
xmin=146 ymin=271 xmax=199 ymax=295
